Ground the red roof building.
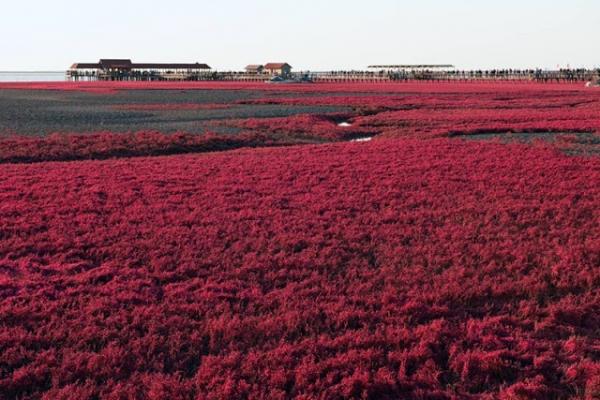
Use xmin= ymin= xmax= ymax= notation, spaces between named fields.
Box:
xmin=263 ymin=63 xmax=292 ymax=76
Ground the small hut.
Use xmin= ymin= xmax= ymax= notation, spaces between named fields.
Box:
xmin=264 ymin=63 xmax=292 ymax=77
xmin=245 ymin=65 xmax=264 ymax=74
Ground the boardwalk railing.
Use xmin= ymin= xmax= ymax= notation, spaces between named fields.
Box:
xmin=304 ymin=69 xmax=600 ymax=83
xmin=67 ymin=69 xmax=600 ymax=83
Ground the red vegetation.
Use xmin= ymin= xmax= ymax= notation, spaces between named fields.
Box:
xmin=0 ymin=120 xmax=378 ymax=164
xmin=229 ymin=114 xmax=377 ymax=141
xmin=0 ymin=82 xmax=599 ymax=398
xmin=236 ymin=90 xmax=600 ymax=139
xmin=2 ymin=82 xmax=598 ymax=163
xmin=0 ymin=132 xmax=280 ymax=164
xmin=0 ymin=138 xmax=599 ymax=399
xmin=0 ymin=80 xmax=594 ymax=94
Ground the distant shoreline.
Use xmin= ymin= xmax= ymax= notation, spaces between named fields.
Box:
xmin=0 ymin=71 xmax=66 ymax=82
xmin=0 ymin=71 xmax=65 ymax=73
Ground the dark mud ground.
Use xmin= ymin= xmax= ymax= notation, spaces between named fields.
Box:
xmin=0 ymin=89 xmax=348 ymax=136
xmin=459 ymin=132 xmax=600 ymax=156
xmin=1 ymin=89 xmax=598 ymax=156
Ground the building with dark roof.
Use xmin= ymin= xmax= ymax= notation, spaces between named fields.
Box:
xmin=68 ymin=59 xmax=212 ymax=81
xmin=245 ymin=64 xmax=265 ymax=74
xmin=99 ymin=59 xmax=134 ymax=69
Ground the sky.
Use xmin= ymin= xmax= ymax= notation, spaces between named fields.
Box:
xmin=1 ymin=0 xmax=599 ymax=71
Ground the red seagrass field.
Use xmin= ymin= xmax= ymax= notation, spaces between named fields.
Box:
xmin=0 ymin=81 xmax=599 ymax=399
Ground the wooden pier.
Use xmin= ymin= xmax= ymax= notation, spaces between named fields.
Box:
xmin=67 ymin=60 xmax=599 ymax=83
xmin=67 ymin=59 xmax=213 ymax=81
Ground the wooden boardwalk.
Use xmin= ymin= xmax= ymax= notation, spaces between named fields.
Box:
xmin=67 ymin=69 xmax=599 ymax=83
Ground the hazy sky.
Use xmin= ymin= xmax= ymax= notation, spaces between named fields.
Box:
xmin=2 ymin=0 xmax=599 ymax=71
